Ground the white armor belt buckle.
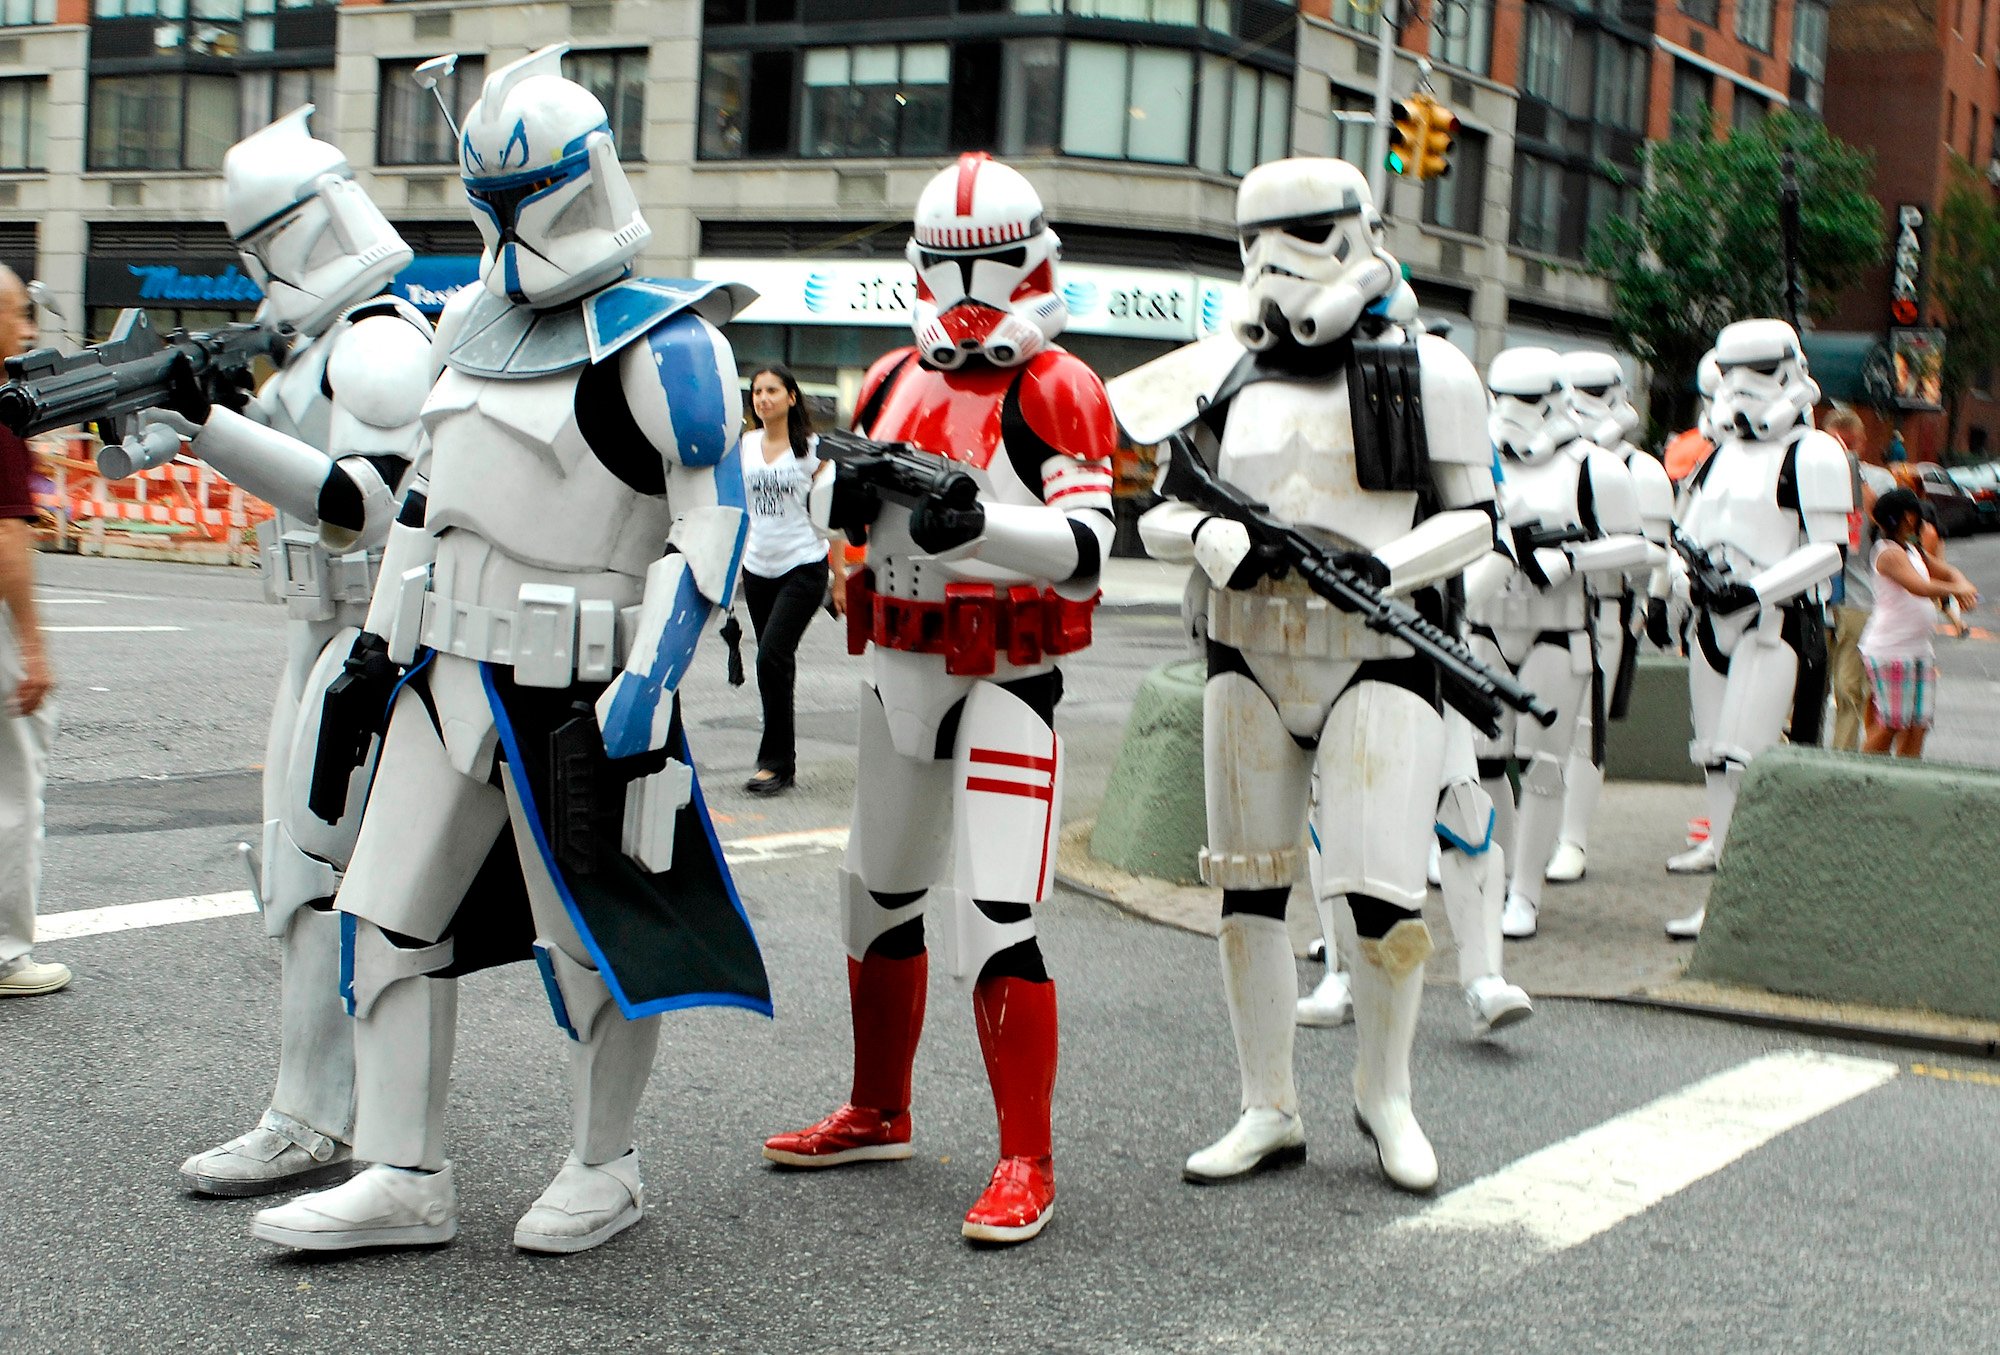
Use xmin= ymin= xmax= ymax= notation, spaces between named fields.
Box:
xmin=622 ymin=757 xmax=692 ymax=874
xmin=278 ymin=529 xmax=326 ymax=601
xmin=331 ymin=549 xmax=376 ymax=605
xmin=513 ymin=584 xmax=579 ymax=689
xmin=417 ymin=587 xmax=633 ymax=687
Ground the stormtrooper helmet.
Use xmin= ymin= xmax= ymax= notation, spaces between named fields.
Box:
xmin=1563 ymin=350 xmax=1641 ymax=447
xmin=1232 ymin=158 xmax=1398 ymax=350
xmin=1709 ymin=319 xmax=1819 ymax=442
xmin=224 ymin=106 xmax=412 ymax=338
xmin=1487 ymin=346 xmax=1579 ymax=463
xmin=458 ymin=45 xmax=649 ymax=309
xmin=906 ymin=153 xmax=1066 ymax=369
xmin=1694 ymin=349 xmax=1723 ymax=442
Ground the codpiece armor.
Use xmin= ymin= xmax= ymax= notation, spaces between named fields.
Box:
xmin=1468 ymin=347 xmax=1647 ymax=941
xmin=1114 ymin=157 xmax=1503 ymax=1194
xmin=762 ymin=153 xmax=1115 ymax=1247
xmin=251 ymin=46 xmax=768 ymax=1257
xmin=140 ymin=107 xmax=434 ymax=1200
xmin=1663 ymin=320 xmax=1851 ymax=935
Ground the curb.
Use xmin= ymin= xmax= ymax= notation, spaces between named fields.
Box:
xmin=1605 ymin=993 xmax=2000 ymax=1061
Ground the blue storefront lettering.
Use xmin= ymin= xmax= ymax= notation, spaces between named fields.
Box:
xmin=126 ymin=263 xmax=266 ymax=305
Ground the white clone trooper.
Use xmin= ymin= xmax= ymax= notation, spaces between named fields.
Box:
xmin=1664 ymin=320 xmax=1850 ymax=934
xmin=115 ymin=108 xmax=434 ymax=1198
xmin=1543 ymin=351 xmax=1676 ymax=884
xmin=252 ymin=46 xmax=766 ymax=1254
xmin=1115 ymin=158 xmax=1502 ymax=1193
xmin=762 ymin=153 xmax=1115 ymax=1247
xmin=1470 ymin=348 xmax=1647 ymax=941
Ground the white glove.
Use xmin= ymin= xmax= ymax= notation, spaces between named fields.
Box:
xmin=1529 ymin=547 xmax=1574 ymax=589
xmin=1193 ymin=517 xmax=1254 ymax=590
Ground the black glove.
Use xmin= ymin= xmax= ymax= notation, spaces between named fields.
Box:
xmin=824 ymin=474 xmax=883 ymax=547
xmin=719 ymin=613 xmax=745 ymax=687
xmin=1702 ymin=580 xmax=1760 ymax=616
xmin=1645 ymin=597 xmax=1673 ymax=648
xmin=1330 ymin=548 xmax=1391 ymax=592
xmin=908 ymin=491 xmax=985 ymax=554
xmin=161 ymin=353 xmax=213 ymax=426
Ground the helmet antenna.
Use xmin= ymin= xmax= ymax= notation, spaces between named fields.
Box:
xmin=412 ymin=54 xmax=463 ymax=142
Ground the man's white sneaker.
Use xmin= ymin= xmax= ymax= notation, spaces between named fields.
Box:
xmin=1182 ymin=1108 xmax=1307 ymax=1183
xmin=1666 ymin=840 xmax=1719 ymax=874
xmin=181 ymin=1110 xmax=353 ymax=1198
xmin=1500 ymin=893 xmax=1538 ymax=940
xmin=1295 ymin=969 xmax=1353 ymax=1028
xmin=0 ymin=958 xmax=71 ymax=998
xmin=1544 ymin=840 xmax=1586 ymax=883
xmin=251 ymin=1163 xmax=458 ymax=1251
xmin=1464 ymin=977 xmax=1534 ymax=1038
xmin=1665 ymin=907 xmax=1706 ymax=941
xmin=514 ymin=1150 xmax=646 ymax=1255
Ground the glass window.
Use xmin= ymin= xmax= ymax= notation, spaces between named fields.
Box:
xmin=1510 ymin=151 xmax=1562 ymax=254
xmin=1062 ymin=42 xmax=1128 ymax=159
xmin=699 ymin=51 xmax=749 ymax=159
xmin=1226 ymin=63 xmax=1258 ymax=174
xmin=238 ymin=68 xmax=326 ymax=141
xmin=184 ymin=74 xmax=236 ymax=170
xmin=1258 ymin=72 xmax=1290 ymax=166
xmin=1731 ymin=91 xmax=1766 ymax=132
xmin=1432 ymin=0 xmax=1493 ymax=76
xmin=1677 ymin=0 xmax=1718 ymax=23
xmin=1670 ymin=60 xmax=1711 ymax=138
xmin=1329 ymin=0 xmax=1377 ymax=30
xmin=802 ymin=43 xmax=949 ymax=157
xmin=1735 ymin=0 xmax=1773 ymax=52
xmin=1422 ymin=126 xmax=1485 ymax=234
xmin=89 ymin=75 xmax=184 ymax=169
xmin=1127 ymin=47 xmax=1194 ymax=164
xmin=1791 ymin=0 xmax=1828 ymax=112
xmin=1069 ymin=0 xmax=1202 ymax=22
xmin=1001 ymin=38 xmax=1063 ymax=157
xmin=0 ymin=77 xmax=45 ymax=170
xmin=377 ymin=56 xmax=484 ymax=166
xmin=1 ymin=0 xmax=55 ymax=23
xmin=1592 ymin=36 xmax=1646 ymax=132
xmin=1328 ymin=83 xmax=1372 ymax=168
xmin=1196 ymin=54 xmax=1230 ymax=172
xmin=571 ymin=49 xmax=649 ymax=160
xmin=1520 ymin=4 xmax=1572 ymax=106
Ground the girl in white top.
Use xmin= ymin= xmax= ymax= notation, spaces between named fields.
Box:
xmin=1859 ymin=487 xmax=1977 ymax=759
xmin=737 ymin=364 xmax=843 ymax=795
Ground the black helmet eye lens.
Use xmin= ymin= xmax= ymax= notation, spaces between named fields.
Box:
xmin=1285 ymin=220 xmax=1335 ymax=245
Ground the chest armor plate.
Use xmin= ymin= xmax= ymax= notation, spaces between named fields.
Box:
xmin=252 ymin=336 xmax=333 ymax=450
xmin=1481 ymin=450 xmax=1589 ymax=631
xmin=1217 ymin=378 xmax=1418 ymax=551
xmin=1687 ymin=444 xmax=1799 ymax=574
xmin=423 ymin=366 xmax=672 ymax=579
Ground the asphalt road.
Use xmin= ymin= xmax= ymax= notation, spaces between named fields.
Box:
xmin=4 ymin=552 xmax=1998 ymax=1354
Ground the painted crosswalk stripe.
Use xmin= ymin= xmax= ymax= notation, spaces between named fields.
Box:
xmin=37 ymin=891 xmax=258 ymax=941
xmin=44 ymin=625 xmax=187 ymax=634
xmin=1395 ymin=1050 xmax=1898 ymax=1254
xmin=38 ymin=828 xmax=853 ymax=943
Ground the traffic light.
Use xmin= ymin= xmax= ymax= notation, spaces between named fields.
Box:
xmin=1415 ymin=94 xmax=1458 ymax=181
xmin=1387 ymin=98 xmax=1425 ymax=178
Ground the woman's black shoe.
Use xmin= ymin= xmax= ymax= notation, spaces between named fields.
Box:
xmin=744 ymin=770 xmax=794 ymax=796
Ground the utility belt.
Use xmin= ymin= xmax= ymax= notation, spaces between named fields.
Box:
xmin=846 ymin=569 xmax=1095 ymax=676
xmin=415 ymin=584 xmax=633 ymax=689
xmin=255 ymin=518 xmax=377 ymax=623
xmin=1205 ymin=575 xmax=1408 ymax=661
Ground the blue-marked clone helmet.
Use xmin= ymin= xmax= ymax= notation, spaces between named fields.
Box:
xmin=224 ymin=105 xmax=412 ymax=337
xmin=458 ymin=44 xmax=649 ymax=309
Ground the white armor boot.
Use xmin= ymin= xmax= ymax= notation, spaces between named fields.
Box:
xmin=1296 ymin=900 xmax=1354 ymax=1028
xmin=1347 ymin=918 xmax=1438 ymax=1192
xmin=1436 ymin=728 xmax=1532 ymax=1038
xmin=1670 ymin=322 xmax=1851 ymax=931
xmin=1185 ymin=913 xmax=1308 ymax=1181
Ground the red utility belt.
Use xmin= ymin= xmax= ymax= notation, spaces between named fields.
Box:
xmin=847 ymin=570 xmax=1096 ymax=676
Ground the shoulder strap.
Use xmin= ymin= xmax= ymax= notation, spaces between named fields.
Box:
xmin=1574 ymin=451 xmax=1600 ymax=534
xmin=853 ymin=351 xmax=916 ymax=436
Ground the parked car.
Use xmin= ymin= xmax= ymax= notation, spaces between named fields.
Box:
xmin=1894 ymin=462 xmax=1983 ymax=537
xmin=1949 ymin=463 xmax=2000 ymax=531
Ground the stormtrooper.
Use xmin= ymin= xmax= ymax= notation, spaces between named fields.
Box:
xmin=1664 ymin=320 xmax=1850 ymax=935
xmin=761 ymin=153 xmax=1115 ymax=1246
xmin=251 ymin=45 xmax=769 ymax=1254
xmin=114 ymin=108 xmax=434 ymax=1198
xmin=1471 ymin=348 xmax=1647 ymax=941
xmin=1112 ymin=157 xmax=1503 ymax=1192
xmin=1543 ymin=351 xmax=1676 ymax=884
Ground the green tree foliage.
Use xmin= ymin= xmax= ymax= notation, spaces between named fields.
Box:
xmin=1928 ymin=156 xmax=2000 ymax=456
xmin=1586 ymin=111 xmax=1884 ymax=436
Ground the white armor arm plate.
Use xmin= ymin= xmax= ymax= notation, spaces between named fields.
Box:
xmin=184 ymin=405 xmax=338 ymax=524
xmin=1569 ymin=449 xmax=1649 ymax=581
xmin=1416 ymin=333 xmax=1493 ymax=470
xmin=1373 ymin=509 xmax=1493 ymax=595
xmin=1628 ymin=448 xmax=1677 ymax=598
xmin=1138 ymin=498 xmax=1205 ymax=564
xmin=973 ymin=452 xmax=1116 ymax=597
xmin=364 ymin=478 xmax=437 ymax=664
xmin=1103 ymin=332 xmax=1245 ymax=445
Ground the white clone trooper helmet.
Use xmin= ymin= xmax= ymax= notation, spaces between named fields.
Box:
xmin=458 ymin=44 xmax=649 ymax=309
xmin=1487 ymin=346 xmax=1580 ymax=464
xmin=906 ymin=153 xmax=1065 ymax=369
xmin=1232 ymin=157 xmax=1400 ymax=350
xmin=224 ymin=106 xmax=412 ymax=338
xmin=1563 ymin=350 xmax=1642 ymax=447
xmin=1709 ymin=319 xmax=1819 ymax=442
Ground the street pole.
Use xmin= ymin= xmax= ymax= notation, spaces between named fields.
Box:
xmin=1365 ymin=2 xmax=1400 ymax=204
xmin=1779 ymin=149 xmax=1805 ymax=334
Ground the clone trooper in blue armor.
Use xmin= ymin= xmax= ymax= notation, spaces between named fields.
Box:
xmin=252 ymin=46 xmax=767 ymax=1255
xmin=1470 ymin=347 xmax=1647 ymax=942
xmin=114 ymin=108 xmax=434 ymax=1198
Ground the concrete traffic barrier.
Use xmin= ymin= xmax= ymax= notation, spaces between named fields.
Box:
xmin=1689 ymin=745 xmax=2000 ymax=1023
xmin=1605 ymin=654 xmax=1702 ymax=784
xmin=1088 ymin=658 xmax=1207 ymax=886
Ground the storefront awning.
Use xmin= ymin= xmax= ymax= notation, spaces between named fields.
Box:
xmin=1802 ymin=332 xmax=1881 ymax=404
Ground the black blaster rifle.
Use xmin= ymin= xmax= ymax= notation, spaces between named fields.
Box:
xmin=1512 ymin=520 xmax=1595 ymax=589
xmin=816 ymin=426 xmax=984 ymax=553
xmin=309 ymin=633 xmax=400 ymax=826
xmin=0 ymin=307 xmax=288 ymax=446
xmin=1162 ymin=435 xmax=1556 ymax=737
xmin=1671 ymin=524 xmax=1742 ymax=608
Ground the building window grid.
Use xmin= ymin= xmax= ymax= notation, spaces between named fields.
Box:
xmin=238 ymin=68 xmax=326 ymax=142
xmin=87 ymin=72 xmax=240 ymax=171
xmin=1421 ymin=126 xmax=1485 ymax=234
xmin=1431 ymin=0 xmax=1493 ymax=76
xmin=801 ymin=43 xmax=950 ymax=158
xmin=1677 ymin=0 xmax=1718 ymax=25
xmin=0 ymin=77 xmax=46 ymax=171
xmin=1 ymin=0 xmax=54 ymax=24
xmin=1670 ymin=59 xmax=1712 ymax=137
xmin=1735 ymin=0 xmax=1774 ymax=53
xmin=377 ymin=55 xmax=485 ymax=166
xmin=569 ymin=48 xmax=650 ymax=160
xmin=1328 ymin=83 xmax=1373 ymax=168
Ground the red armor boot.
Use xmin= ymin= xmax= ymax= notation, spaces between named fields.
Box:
xmin=763 ymin=950 xmax=927 ymax=1168
xmin=963 ymin=975 xmax=1058 ymax=1243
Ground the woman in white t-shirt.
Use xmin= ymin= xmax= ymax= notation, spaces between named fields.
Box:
xmin=1859 ymin=487 xmax=1978 ymax=759
xmin=738 ymin=364 xmax=842 ymax=795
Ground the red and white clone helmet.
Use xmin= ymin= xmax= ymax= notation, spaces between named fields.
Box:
xmin=905 ymin=152 xmax=1066 ymax=369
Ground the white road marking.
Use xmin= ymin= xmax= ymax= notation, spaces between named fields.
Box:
xmin=1395 ymin=1050 xmax=1898 ymax=1254
xmin=41 ymin=598 xmax=109 ymax=606
xmin=44 ymin=625 xmax=187 ymax=634
xmin=38 ymin=828 xmax=853 ymax=944
xmin=38 ymin=891 xmax=258 ymax=941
